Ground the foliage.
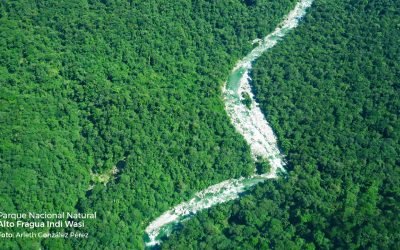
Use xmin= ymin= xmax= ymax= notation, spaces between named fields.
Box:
xmin=255 ymin=159 xmax=271 ymax=175
xmin=162 ymin=0 xmax=400 ymax=249
xmin=241 ymin=92 xmax=252 ymax=109
xmin=0 ymin=0 xmax=297 ymax=249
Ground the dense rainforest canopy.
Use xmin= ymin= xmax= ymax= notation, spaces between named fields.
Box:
xmin=1 ymin=0 xmax=399 ymax=249
xmin=0 ymin=0 xmax=300 ymax=249
xmin=162 ymin=0 xmax=400 ymax=249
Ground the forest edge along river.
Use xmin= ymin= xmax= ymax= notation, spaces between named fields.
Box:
xmin=144 ymin=0 xmax=314 ymax=247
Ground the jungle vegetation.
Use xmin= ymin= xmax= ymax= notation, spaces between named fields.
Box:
xmin=0 ymin=0 xmax=298 ymax=249
xmin=162 ymin=0 xmax=400 ymax=249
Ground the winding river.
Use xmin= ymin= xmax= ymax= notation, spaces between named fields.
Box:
xmin=145 ymin=0 xmax=313 ymax=247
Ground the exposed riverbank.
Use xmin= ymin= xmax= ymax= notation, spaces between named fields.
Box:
xmin=145 ymin=0 xmax=313 ymax=246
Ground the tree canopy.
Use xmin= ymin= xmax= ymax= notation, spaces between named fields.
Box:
xmin=0 ymin=0 xmax=297 ymax=249
xmin=162 ymin=1 xmax=400 ymax=249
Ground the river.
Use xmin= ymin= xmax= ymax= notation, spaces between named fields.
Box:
xmin=145 ymin=0 xmax=313 ymax=247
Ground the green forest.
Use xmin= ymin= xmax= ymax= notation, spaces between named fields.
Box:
xmin=162 ymin=0 xmax=400 ymax=249
xmin=0 ymin=0 xmax=299 ymax=249
xmin=1 ymin=0 xmax=399 ymax=249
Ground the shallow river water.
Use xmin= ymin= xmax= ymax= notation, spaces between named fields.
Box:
xmin=145 ymin=0 xmax=313 ymax=246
